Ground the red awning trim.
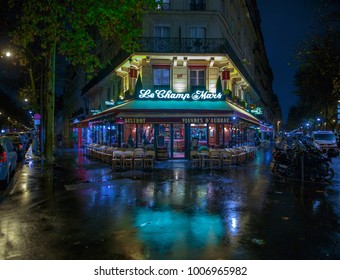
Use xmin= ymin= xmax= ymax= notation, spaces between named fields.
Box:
xmin=152 ymin=64 xmax=171 ymax=69
xmin=188 ymin=65 xmax=207 ymax=69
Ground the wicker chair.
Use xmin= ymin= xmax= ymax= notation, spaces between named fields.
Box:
xmin=144 ymin=150 xmax=155 ymax=169
xmin=112 ymin=151 xmax=123 ymax=170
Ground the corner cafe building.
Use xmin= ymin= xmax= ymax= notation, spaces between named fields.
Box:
xmin=74 ymin=87 xmax=262 ymax=159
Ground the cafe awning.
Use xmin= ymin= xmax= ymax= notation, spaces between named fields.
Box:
xmin=73 ymin=99 xmax=261 ymax=126
xmin=71 ymin=118 xmax=90 ymax=128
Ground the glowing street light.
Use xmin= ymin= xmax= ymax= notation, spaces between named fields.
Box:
xmin=1 ymin=50 xmax=12 ymax=58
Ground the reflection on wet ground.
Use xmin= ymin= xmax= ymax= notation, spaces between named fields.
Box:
xmin=0 ymin=146 xmax=340 ymax=260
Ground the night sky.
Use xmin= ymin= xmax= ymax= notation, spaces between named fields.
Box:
xmin=257 ymin=0 xmax=320 ymax=122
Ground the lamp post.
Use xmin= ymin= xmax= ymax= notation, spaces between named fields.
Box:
xmin=277 ymin=120 xmax=281 ymax=139
xmin=316 ymin=118 xmax=321 ymax=130
xmin=0 ymin=112 xmax=2 ymax=134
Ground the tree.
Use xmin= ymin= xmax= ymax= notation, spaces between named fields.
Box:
xmin=216 ymin=75 xmax=222 ymax=94
xmin=134 ymin=74 xmax=143 ymax=98
xmin=286 ymin=105 xmax=304 ymax=131
xmin=7 ymin=0 xmax=157 ymax=164
xmin=289 ymin=0 xmax=340 ymax=130
xmin=292 ymin=32 xmax=339 ymax=130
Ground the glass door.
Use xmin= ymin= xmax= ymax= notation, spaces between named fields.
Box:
xmin=172 ymin=124 xmax=185 ymax=159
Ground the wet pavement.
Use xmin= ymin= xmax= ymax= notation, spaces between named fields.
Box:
xmin=0 ymin=145 xmax=340 ymax=260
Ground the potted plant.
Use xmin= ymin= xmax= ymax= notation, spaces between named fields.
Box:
xmin=223 ymin=88 xmax=232 ymax=98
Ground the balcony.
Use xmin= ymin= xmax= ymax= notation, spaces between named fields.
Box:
xmin=137 ymin=37 xmax=228 ymax=54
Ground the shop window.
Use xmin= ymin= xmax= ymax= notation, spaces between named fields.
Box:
xmin=153 ymin=68 xmax=170 ymax=89
xmin=140 ymin=124 xmax=154 ymax=145
xmin=190 ymin=124 xmax=207 ymax=146
xmin=190 ymin=68 xmax=206 ymax=91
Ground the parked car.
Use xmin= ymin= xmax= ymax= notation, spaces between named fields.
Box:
xmin=293 ymin=132 xmax=304 ymax=139
xmin=0 ymin=136 xmax=18 ymax=186
xmin=5 ymin=132 xmax=26 ymax=162
xmin=311 ymin=130 xmax=339 ymax=158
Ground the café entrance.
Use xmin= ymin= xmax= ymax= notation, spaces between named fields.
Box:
xmin=158 ymin=123 xmax=186 ymax=159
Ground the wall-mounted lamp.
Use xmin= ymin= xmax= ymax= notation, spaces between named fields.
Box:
xmin=183 ymin=57 xmax=188 ymax=66
xmin=209 ymin=57 xmax=215 ymax=67
xmin=173 ymin=57 xmax=177 ymax=66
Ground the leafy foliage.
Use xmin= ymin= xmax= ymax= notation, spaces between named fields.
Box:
xmin=216 ymin=76 xmax=222 ymax=94
xmin=287 ymin=0 xmax=340 ymax=130
xmin=292 ymin=32 xmax=340 ymax=129
xmin=6 ymin=0 xmax=157 ymax=163
xmin=134 ymin=73 xmax=143 ymax=97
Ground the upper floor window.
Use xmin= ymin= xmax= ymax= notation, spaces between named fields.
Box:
xmin=153 ymin=68 xmax=170 ymax=88
xmin=156 ymin=0 xmax=170 ymax=11
xmin=190 ymin=68 xmax=206 ymax=90
xmin=190 ymin=0 xmax=206 ymax=11
xmin=154 ymin=26 xmax=170 ymax=38
xmin=190 ymin=27 xmax=205 ymax=38
xmin=154 ymin=26 xmax=170 ymax=52
xmin=189 ymin=27 xmax=206 ymax=52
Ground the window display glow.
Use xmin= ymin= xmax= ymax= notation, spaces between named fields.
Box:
xmin=139 ymin=89 xmax=223 ymax=101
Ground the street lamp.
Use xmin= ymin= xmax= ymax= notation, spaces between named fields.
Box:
xmin=316 ymin=117 xmax=321 ymax=130
xmin=1 ymin=50 xmax=12 ymax=58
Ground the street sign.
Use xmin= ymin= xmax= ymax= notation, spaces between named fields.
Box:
xmin=33 ymin=113 xmax=41 ymax=120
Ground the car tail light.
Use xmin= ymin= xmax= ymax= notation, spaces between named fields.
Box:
xmin=0 ymin=151 xmax=7 ymax=162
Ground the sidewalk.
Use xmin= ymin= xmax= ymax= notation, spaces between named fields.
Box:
xmin=10 ymin=146 xmax=262 ymax=196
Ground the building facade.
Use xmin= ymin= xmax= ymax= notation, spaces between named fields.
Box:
xmin=65 ymin=0 xmax=282 ymax=158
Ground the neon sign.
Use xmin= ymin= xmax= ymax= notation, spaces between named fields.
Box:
xmin=105 ymin=101 xmax=115 ymax=106
xmin=250 ymin=107 xmax=263 ymax=115
xmin=138 ymin=89 xmax=224 ymax=101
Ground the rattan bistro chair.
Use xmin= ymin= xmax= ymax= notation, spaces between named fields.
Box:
xmin=133 ymin=150 xmax=145 ymax=169
xmin=112 ymin=151 xmax=123 ymax=170
xmin=190 ymin=150 xmax=200 ymax=167
xmin=209 ymin=150 xmax=221 ymax=168
xmin=122 ymin=151 xmax=134 ymax=169
xmin=144 ymin=150 xmax=155 ymax=169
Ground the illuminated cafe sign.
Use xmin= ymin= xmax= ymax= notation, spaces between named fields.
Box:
xmin=250 ymin=107 xmax=263 ymax=115
xmin=105 ymin=100 xmax=115 ymax=106
xmin=138 ymin=89 xmax=225 ymax=101
xmin=90 ymin=109 xmax=101 ymax=115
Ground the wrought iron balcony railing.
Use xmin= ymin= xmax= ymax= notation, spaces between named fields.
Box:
xmin=137 ymin=37 xmax=228 ymax=54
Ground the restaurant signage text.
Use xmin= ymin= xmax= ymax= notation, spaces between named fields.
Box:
xmin=122 ymin=117 xmax=232 ymax=124
xmin=138 ymin=89 xmax=224 ymax=101
xmin=124 ymin=118 xmax=146 ymax=124
xmin=182 ymin=117 xmax=231 ymax=124
xmin=91 ymin=109 xmax=101 ymax=115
